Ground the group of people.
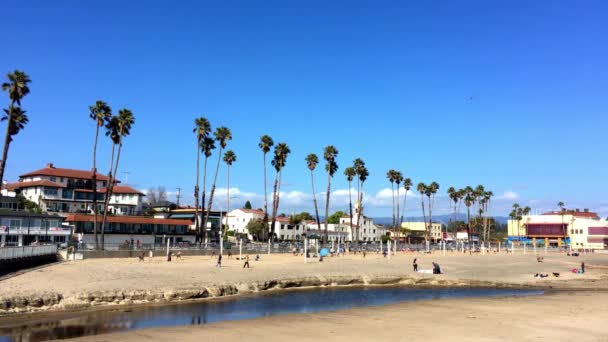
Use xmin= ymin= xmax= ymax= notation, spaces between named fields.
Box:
xmin=412 ymin=258 xmax=442 ymax=274
xmin=215 ymin=253 xmax=260 ymax=268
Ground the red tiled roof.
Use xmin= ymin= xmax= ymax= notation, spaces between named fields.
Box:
xmin=104 ymin=185 xmax=145 ymax=195
xmin=542 ymin=211 xmax=599 ymax=219
xmin=65 ymin=214 xmax=191 ymax=226
xmin=239 ymin=208 xmax=265 ymax=215
xmin=20 ymin=165 xmax=110 ymax=181
xmin=5 ymin=180 xmax=66 ymax=190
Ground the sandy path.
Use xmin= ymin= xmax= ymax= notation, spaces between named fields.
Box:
xmin=66 ymin=290 xmax=608 ymax=342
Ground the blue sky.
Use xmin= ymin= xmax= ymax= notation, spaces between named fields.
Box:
xmin=2 ymin=0 xmax=607 ymax=217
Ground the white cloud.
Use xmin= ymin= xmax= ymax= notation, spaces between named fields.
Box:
xmin=497 ymin=191 xmax=519 ymax=200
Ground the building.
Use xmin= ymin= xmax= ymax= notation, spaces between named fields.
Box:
xmin=224 ymin=208 xmax=266 ymax=237
xmin=304 ymin=221 xmax=350 ymax=242
xmin=401 ymin=221 xmax=443 ymax=242
xmin=507 ymin=209 xmax=608 ymax=250
xmin=167 ymin=208 xmax=225 ymax=242
xmin=0 ymin=210 xmax=70 ymax=246
xmin=3 ymin=164 xmax=146 ymax=216
xmin=338 ymin=203 xmax=385 ymax=242
xmin=66 ymin=214 xmax=194 ymax=249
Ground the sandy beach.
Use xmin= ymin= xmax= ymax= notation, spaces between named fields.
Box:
xmin=1 ymin=251 xmax=607 ymax=341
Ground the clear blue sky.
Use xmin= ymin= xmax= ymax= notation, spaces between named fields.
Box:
xmin=2 ymin=0 xmax=607 ymax=217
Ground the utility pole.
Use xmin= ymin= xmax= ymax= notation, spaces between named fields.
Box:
xmin=176 ymin=187 xmax=182 ymax=206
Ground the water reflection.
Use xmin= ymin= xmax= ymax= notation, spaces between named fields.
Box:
xmin=0 ymin=287 xmax=542 ymax=342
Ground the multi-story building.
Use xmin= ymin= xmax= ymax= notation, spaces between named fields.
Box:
xmin=401 ymin=221 xmax=443 ymax=242
xmin=339 ymin=203 xmax=385 ymax=242
xmin=507 ymin=209 xmax=608 ymax=250
xmin=3 ymin=163 xmax=145 ymax=216
xmin=224 ymin=208 xmax=266 ymax=236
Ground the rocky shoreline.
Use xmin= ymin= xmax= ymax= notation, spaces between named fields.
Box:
xmin=0 ymin=274 xmax=529 ymax=316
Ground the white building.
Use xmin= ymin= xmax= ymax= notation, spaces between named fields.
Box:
xmin=224 ymin=208 xmax=266 ymax=237
xmin=338 ymin=203 xmax=385 ymax=242
xmin=3 ymin=163 xmax=145 ymax=216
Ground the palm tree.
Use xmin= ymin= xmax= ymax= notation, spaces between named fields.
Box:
xmin=447 ymin=187 xmax=457 ymax=241
xmin=193 ymin=117 xmax=211 ymax=244
xmin=203 ymin=126 xmax=232 ymax=244
xmin=394 ymin=171 xmax=403 ymax=245
xmin=259 ymin=135 xmax=274 ymax=240
xmin=386 ymin=170 xmax=397 ymax=230
xmin=270 ymin=143 xmax=291 ymax=245
xmin=100 ymin=109 xmax=135 ymax=249
xmin=200 ymin=136 xmax=215 ymax=240
xmin=1 ymin=70 xmax=31 ymax=186
xmin=464 ymin=186 xmax=475 ymax=253
xmin=353 ymin=158 xmax=367 ymax=242
xmin=223 ymin=150 xmax=236 ymax=241
xmin=428 ymin=182 xmax=440 ymax=242
xmin=323 ymin=145 xmax=339 ymax=244
xmin=417 ymin=183 xmax=428 ymax=243
xmin=344 ymin=167 xmax=356 ymax=230
xmin=87 ymin=100 xmax=112 ymax=250
xmin=511 ymin=203 xmax=521 ymax=245
xmin=306 ymin=154 xmax=323 ymax=232
xmin=557 ymin=201 xmax=567 ymax=245
xmin=400 ymin=177 xmax=412 ymax=244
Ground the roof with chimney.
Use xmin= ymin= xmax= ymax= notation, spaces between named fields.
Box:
xmin=20 ymin=163 xmax=110 ymax=181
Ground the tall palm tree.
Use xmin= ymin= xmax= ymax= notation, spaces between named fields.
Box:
xmin=1 ymin=70 xmax=31 ymax=186
xmin=270 ymin=143 xmax=291 ymax=245
xmin=100 ymin=109 xmax=135 ymax=249
xmin=344 ymin=167 xmax=356 ymax=230
xmin=464 ymin=186 xmax=475 ymax=253
xmin=386 ymin=170 xmax=397 ymax=230
xmin=417 ymin=183 xmax=428 ymax=242
xmin=400 ymin=177 xmax=412 ymax=224
xmin=447 ymin=187 xmax=457 ymax=241
xmin=557 ymin=201 xmax=567 ymax=245
xmin=87 ymin=100 xmax=112 ymax=250
xmin=307 ymin=154 xmax=323 ymax=232
xmin=203 ymin=126 xmax=232 ymax=244
xmin=223 ymin=150 xmax=236 ymax=241
xmin=353 ymin=158 xmax=367 ymax=242
xmin=193 ymin=117 xmax=211 ymax=244
xmin=259 ymin=135 xmax=274 ymax=240
xmin=200 ymin=136 xmax=215 ymax=239
xmin=428 ymin=182 xmax=439 ymax=242
xmin=512 ymin=203 xmax=521 ymax=243
xmin=322 ymin=145 xmax=339 ymax=244
xmin=394 ymin=171 xmax=403 ymax=247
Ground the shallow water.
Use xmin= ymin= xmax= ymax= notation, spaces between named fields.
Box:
xmin=0 ymin=287 xmax=543 ymax=342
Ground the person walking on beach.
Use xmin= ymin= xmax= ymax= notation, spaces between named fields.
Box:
xmin=413 ymin=258 xmax=418 ymax=272
xmin=581 ymin=262 xmax=585 ymax=273
xmin=243 ymin=255 xmax=250 ymax=268
xmin=216 ymin=254 xmax=222 ymax=268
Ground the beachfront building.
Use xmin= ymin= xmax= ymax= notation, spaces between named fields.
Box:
xmin=224 ymin=208 xmax=265 ymax=236
xmin=167 ymin=207 xmax=225 ymax=242
xmin=272 ymin=216 xmax=307 ymax=241
xmin=66 ymin=214 xmax=194 ymax=249
xmin=3 ymin=164 xmax=145 ymax=216
xmin=401 ymin=221 xmax=443 ymax=242
xmin=507 ymin=209 xmax=608 ymax=250
xmin=338 ymin=202 xmax=385 ymax=242
xmin=0 ymin=210 xmax=70 ymax=247
xmin=303 ymin=221 xmax=350 ymax=243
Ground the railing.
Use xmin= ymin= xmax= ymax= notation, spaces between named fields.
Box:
xmin=0 ymin=245 xmax=57 ymax=260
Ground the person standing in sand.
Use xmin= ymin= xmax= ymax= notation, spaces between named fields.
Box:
xmin=413 ymin=258 xmax=418 ymax=272
xmin=243 ymin=255 xmax=250 ymax=268
xmin=216 ymin=254 xmax=222 ymax=268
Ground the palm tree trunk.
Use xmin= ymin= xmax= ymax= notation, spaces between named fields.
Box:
xmin=467 ymin=206 xmax=471 ymax=254
xmin=428 ymin=196 xmax=434 ymax=243
xmin=356 ymin=181 xmax=363 ymax=242
xmin=263 ymin=152 xmax=268 ymax=220
xmin=203 ymin=147 xmax=223 ymax=245
xmin=324 ymin=172 xmax=331 ymax=244
xmin=0 ymin=103 xmax=14 ymax=187
xmin=194 ymin=143 xmax=200 ymax=245
xmin=396 ymin=186 xmax=400 ymax=246
xmin=420 ymin=194 xmax=427 ymax=243
xmin=347 ymin=180 xmax=353 ymax=237
xmin=391 ymin=183 xmax=395 ymax=237
xmin=270 ymin=171 xmax=280 ymax=251
xmin=311 ymin=171 xmax=322 ymax=232
xmin=403 ymin=193 xmax=408 ymax=245
xmin=201 ymin=155 xmax=209 ymax=244
xmin=225 ymin=164 xmax=230 ymax=243
xmin=100 ymin=142 xmax=117 ymax=250
xmin=91 ymin=126 xmax=100 ymax=250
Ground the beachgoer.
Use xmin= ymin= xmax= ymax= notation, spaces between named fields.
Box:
xmin=176 ymin=251 xmax=182 ymax=260
xmin=216 ymin=254 xmax=222 ymax=268
xmin=581 ymin=262 xmax=585 ymax=273
xmin=363 ymin=251 xmax=367 ymax=258
xmin=255 ymin=254 xmax=260 ymax=261
xmin=227 ymin=251 xmax=232 ymax=259
xmin=243 ymin=255 xmax=250 ymax=268
xmin=432 ymin=262 xmax=441 ymax=274
xmin=413 ymin=258 xmax=418 ymax=272
xmin=167 ymin=251 xmax=172 ymax=262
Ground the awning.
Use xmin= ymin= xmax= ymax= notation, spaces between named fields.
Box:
xmin=169 ymin=214 xmax=195 ymax=219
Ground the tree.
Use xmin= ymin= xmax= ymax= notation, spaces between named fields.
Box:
xmin=386 ymin=169 xmax=397 ymax=229
xmin=146 ymin=186 xmax=168 ymax=204
xmin=322 ymin=145 xmax=339 ymax=243
xmin=464 ymin=186 xmax=475 ymax=253
xmin=1 ymin=70 xmax=31 ymax=186
xmin=259 ymin=135 xmax=274 ymax=240
xmin=200 ymin=136 xmax=215 ymax=224
xmin=87 ymin=101 xmax=112 ymax=250
xmin=193 ymin=117 xmax=211 ymax=244
xmin=223 ymin=150 xmax=236 ymax=240
xmin=246 ymin=218 xmax=266 ymax=241
xmin=558 ymin=201 xmax=567 ymax=243
xmin=203 ymin=126 xmax=232 ymax=244
xmin=344 ymin=166 xmax=356 ymax=231
xmin=270 ymin=143 xmax=291 ymax=245
xmin=417 ymin=183 xmax=428 ymax=242
xmin=244 ymin=200 xmax=252 ymax=209
xmin=353 ymin=158 xmax=368 ymax=242
xmin=400 ymin=177 xmax=412 ymax=243
xmin=100 ymin=109 xmax=135 ymax=249
xmin=394 ymin=171 xmax=403 ymax=245
xmin=306 ymin=153 xmax=323 ymax=233
xmin=427 ymin=182 xmax=440 ymax=242
xmin=328 ymin=211 xmax=347 ymax=224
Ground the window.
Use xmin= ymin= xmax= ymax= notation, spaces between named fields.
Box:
xmin=50 ymin=177 xmax=56 ymax=182
xmin=9 ymin=219 xmax=21 ymax=229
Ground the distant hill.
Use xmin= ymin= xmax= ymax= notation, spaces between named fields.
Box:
xmin=372 ymin=214 xmax=508 ymax=226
